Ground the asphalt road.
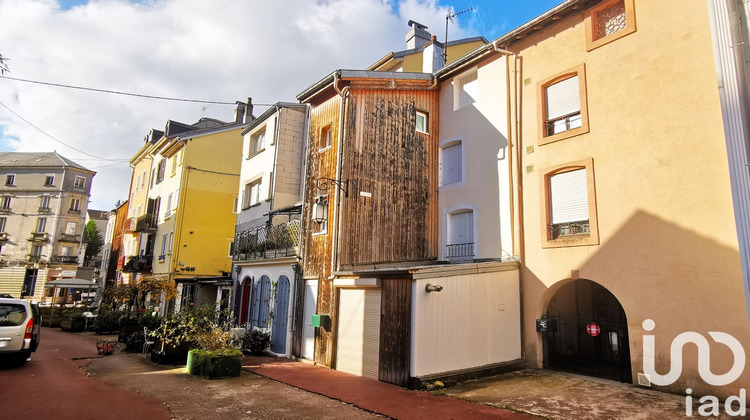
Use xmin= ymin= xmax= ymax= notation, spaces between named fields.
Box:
xmin=0 ymin=327 xmax=171 ymax=420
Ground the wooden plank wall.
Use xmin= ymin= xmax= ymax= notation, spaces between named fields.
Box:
xmin=301 ymin=93 xmax=341 ymax=366
xmin=378 ymin=277 xmax=412 ymax=386
xmin=339 ymin=85 xmax=439 ymax=266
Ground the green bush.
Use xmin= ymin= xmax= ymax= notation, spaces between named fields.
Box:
xmin=94 ymin=309 xmax=125 ymax=333
xmin=125 ymin=330 xmax=146 ymax=352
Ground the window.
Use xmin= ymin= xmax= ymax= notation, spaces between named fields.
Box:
xmin=179 ymin=149 xmax=184 ymax=165
xmin=69 ymin=198 xmax=81 ymax=213
xmin=232 ymin=197 xmax=239 ymax=214
xmin=36 ymin=218 xmax=46 ymax=233
xmin=66 ymin=222 xmax=77 ymax=235
xmin=168 ymin=232 xmax=173 ymax=253
xmin=415 ymin=111 xmax=428 ymax=134
xmin=136 ymin=204 xmax=142 ymax=217
xmin=161 ymin=234 xmax=167 ymax=257
xmin=249 ymin=128 xmax=266 ymax=157
xmin=39 ymin=196 xmax=51 ymax=211
xmin=165 ymin=193 xmax=173 ymax=218
xmin=319 ymin=125 xmax=332 ymax=150
xmin=156 ymin=160 xmax=166 ymax=184
xmin=244 ymin=180 xmax=262 ymax=208
xmin=150 ymin=169 xmax=156 ymax=188
xmin=1 ymin=196 xmax=10 ymax=210
xmin=541 ymin=158 xmax=599 ymax=247
xmin=61 ymin=246 xmax=74 ymax=256
xmin=455 ymin=71 xmax=478 ymax=110
xmin=447 ymin=210 xmax=474 ymax=259
xmin=171 ymin=157 xmax=177 ymax=176
xmin=538 ymin=64 xmax=589 ymax=144
xmin=440 ymin=140 xmax=463 ymax=187
xmin=0 ymin=217 xmax=5 ymax=232
xmin=74 ymin=176 xmax=86 ymax=188
xmin=4 ymin=174 xmax=14 ymax=186
xmin=44 ymin=175 xmax=54 ymax=186
xmin=30 ymin=245 xmax=42 ymax=257
xmin=585 ymin=0 xmax=636 ymax=51
xmin=141 ymin=170 xmax=146 ymax=190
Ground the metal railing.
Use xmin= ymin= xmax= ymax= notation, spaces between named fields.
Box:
xmin=446 ymin=242 xmax=475 ymax=258
xmin=235 ymin=220 xmax=301 ymax=261
xmin=550 ymin=221 xmax=590 ymax=239
xmin=122 ymin=255 xmax=153 ymax=273
xmin=545 ymin=112 xmax=582 ymax=136
xmin=135 ymin=213 xmax=157 ymax=232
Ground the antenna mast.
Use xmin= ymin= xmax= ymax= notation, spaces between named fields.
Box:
xmin=443 ymin=6 xmax=476 ymax=65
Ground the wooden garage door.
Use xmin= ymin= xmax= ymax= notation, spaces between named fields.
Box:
xmin=336 ymin=288 xmax=381 ymax=379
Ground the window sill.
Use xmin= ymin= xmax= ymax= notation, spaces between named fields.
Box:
xmin=542 ymin=234 xmax=599 ymax=248
xmin=312 ymin=230 xmax=328 ymax=237
xmin=416 ymin=129 xmax=429 ymax=135
xmin=247 ymin=149 xmax=265 ymax=160
xmin=318 ymin=146 xmax=332 ymax=153
xmin=539 ymin=124 xmax=589 ymax=146
xmin=241 ymin=202 xmax=262 ymax=211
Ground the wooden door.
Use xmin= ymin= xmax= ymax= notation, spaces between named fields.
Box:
xmin=379 ymin=278 xmax=411 ymax=386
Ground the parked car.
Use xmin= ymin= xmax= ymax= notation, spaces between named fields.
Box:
xmin=0 ymin=298 xmax=41 ymax=365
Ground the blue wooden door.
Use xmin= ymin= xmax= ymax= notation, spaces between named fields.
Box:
xmin=271 ymin=276 xmax=290 ymax=354
xmin=252 ymin=276 xmax=271 ymax=328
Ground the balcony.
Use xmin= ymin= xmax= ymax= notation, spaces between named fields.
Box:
xmin=235 ymin=220 xmax=300 ymax=261
xmin=51 ymin=255 xmax=79 ymax=265
xmin=58 ymin=233 xmax=81 ymax=243
xmin=121 ymin=255 xmax=153 ymax=273
xmin=29 ymin=232 xmax=49 ymax=242
xmin=135 ymin=213 xmax=157 ymax=232
xmin=38 ymin=206 xmax=51 ymax=213
xmin=446 ymin=243 xmax=475 ymax=259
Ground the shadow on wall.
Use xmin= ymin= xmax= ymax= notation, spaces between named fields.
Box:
xmin=523 ymin=210 xmax=749 ymax=397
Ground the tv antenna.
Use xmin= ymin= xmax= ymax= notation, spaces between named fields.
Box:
xmin=443 ymin=6 xmax=476 ymax=65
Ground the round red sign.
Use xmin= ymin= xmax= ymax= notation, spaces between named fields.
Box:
xmin=586 ymin=323 xmax=600 ymax=336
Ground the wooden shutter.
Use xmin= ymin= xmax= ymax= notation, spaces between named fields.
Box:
xmin=550 ymin=169 xmax=589 ymax=224
xmin=546 ymin=75 xmax=580 ymax=120
xmin=441 ymin=143 xmax=462 ymax=185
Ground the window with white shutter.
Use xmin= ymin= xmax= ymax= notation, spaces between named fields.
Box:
xmin=440 ymin=142 xmax=463 ymax=186
xmin=542 ymin=158 xmax=599 ymax=247
xmin=447 ymin=210 xmax=474 ymax=259
xmin=538 ymin=65 xmax=589 ymax=144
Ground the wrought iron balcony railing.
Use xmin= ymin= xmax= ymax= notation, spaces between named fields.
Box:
xmin=549 ymin=221 xmax=590 ymax=240
xmin=135 ymin=213 xmax=157 ymax=232
xmin=446 ymin=242 xmax=475 ymax=259
xmin=51 ymin=255 xmax=79 ymax=264
xmin=234 ymin=220 xmax=301 ymax=261
xmin=121 ymin=255 xmax=153 ymax=273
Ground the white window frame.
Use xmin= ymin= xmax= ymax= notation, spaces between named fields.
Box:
xmin=44 ymin=174 xmax=54 ymax=186
xmin=168 ymin=232 xmax=173 ymax=253
xmin=70 ymin=198 xmax=81 ymax=212
xmin=74 ymin=176 xmax=86 ymax=188
xmin=249 ymin=126 xmax=266 ymax=157
xmin=36 ymin=217 xmax=47 ymax=233
xmin=40 ymin=195 xmax=51 ymax=210
xmin=66 ymin=222 xmax=77 ymax=235
xmin=415 ymin=111 xmax=429 ymax=134
xmin=454 ymin=69 xmax=478 ymax=110
xmin=0 ymin=217 xmax=6 ymax=232
xmin=439 ymin=137 xmax=465 ymax=189
xmin=1 ymin=196 xmax=10 ymax=210
xmin=443 ymin=203 xmax=478 ymax=260
xmin=319 ymin=125 xmax=333 ymax=152
xmin=244 ymin=179 xmax=262 ymax=208
xmin=4 ymin=174 xmax=14 ymax=186
xmin=61 ymin=246 xmax=74 ymax=256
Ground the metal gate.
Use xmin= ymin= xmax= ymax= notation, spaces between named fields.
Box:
xmin=271 ymin=275 xmax=290 ymax=354
xmin=545 ymin=317 xmax=631 ymax=382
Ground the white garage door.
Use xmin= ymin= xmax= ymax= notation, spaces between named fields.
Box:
xmin=336 ymin=288 xmax=381 ymax=379
xmin=301 ymin=280 xmax=318 ymax=360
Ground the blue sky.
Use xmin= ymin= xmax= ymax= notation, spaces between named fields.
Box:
xmin=0 ymin=0 xmax=564 ymax=209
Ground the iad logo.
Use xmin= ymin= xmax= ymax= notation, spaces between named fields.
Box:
xmin=642 ymin=319 xmax=747 ymax=417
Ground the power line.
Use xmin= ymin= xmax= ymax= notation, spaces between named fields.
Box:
xmin=0 ymin=75 xmax=276 ymax=106
xmin=186 ymin=166 xmax=239 ymax=177
xmin=0 ymin=101 xmax=130 ymax=162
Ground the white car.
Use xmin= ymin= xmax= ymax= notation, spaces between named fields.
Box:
xmin=0 ymin=298 xmax=41 ymax=365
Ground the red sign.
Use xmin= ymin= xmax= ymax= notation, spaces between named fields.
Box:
xmin=586 ymin=323 xmax=600 ymax=336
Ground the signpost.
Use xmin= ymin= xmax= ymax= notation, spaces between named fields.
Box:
xmin=586 ymin=323 xmax=600 ymax=336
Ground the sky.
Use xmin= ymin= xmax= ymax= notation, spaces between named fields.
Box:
xmin=0 ymin=0 xmax=561 ymax=211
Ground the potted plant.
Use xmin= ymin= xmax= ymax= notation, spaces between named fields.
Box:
xmin=243 ymin=329 xmax=271 ymax=355
xmin=187 ymin=325 xmax=242 ymax=379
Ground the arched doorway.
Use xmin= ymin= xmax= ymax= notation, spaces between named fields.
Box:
xmin=543 ymin=279 xmax=631 ymax=382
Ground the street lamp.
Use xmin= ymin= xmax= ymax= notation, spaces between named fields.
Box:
xmin=312 ymin=196 xmax=328 ymax=225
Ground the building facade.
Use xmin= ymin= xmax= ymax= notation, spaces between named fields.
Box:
xmin=0 ymin=152 xmax=95 ymax=302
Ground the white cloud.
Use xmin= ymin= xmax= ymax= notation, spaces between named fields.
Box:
xmin=0 ymin=0 xmax=469 ymax=209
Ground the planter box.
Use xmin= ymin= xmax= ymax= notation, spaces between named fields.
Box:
xmin=150 ymin=338 xmax=190 ymax=365
xmin=60 ymin=319 xmax=85 ymax=332
xmin=186 ymin=350 xmax=241 ymax=379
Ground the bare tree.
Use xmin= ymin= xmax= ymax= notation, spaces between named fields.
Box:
xmin=0 ymin=52 xmax=9 ymax=74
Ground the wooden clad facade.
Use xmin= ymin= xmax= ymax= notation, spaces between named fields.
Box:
xmin=301 ymin=74 xmax=438 ymax=368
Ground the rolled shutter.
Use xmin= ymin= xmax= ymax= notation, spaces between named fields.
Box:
xmin=546 ymin=76 xmax=580 ymax=119
xmin=550 ymin=169 xmax=589 ymax=224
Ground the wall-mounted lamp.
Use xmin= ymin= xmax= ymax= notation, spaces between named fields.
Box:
xmin=425 ymin=284 xmax=443 ymax=293
xmin=316 ymin=177 xmax=349 ymax=197
xmin=312 ymin=196 xmax=328 ymax=225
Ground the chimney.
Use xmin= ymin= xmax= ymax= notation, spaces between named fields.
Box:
xmin=406 ymin=20 xmax=430 ymax=49
xmin=244 ymin=97 xmax=254 ymax=123
xmin=234 ymin=101 xmax=245 ymax=124
xmin=422 ymin=35 xmax=444 ymax=73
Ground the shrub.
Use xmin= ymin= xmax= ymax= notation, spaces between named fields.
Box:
xmin=243 ymin=330 xmax=271 ymax=355
xmin=94 ymin=309 xmax=125 ymax=333
xmin=125 ymin=330 xmax=146 ymax=352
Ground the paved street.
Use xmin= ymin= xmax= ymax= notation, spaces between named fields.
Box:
xmin=0 ymin=327 xmax=170 ymax=419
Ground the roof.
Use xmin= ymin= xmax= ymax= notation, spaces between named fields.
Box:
xmin=0 ymin=152 xmax=94 ymax=173
xmin=435 ymin=0 xmax=597 ymax=79
xmin=44 ymin=278 xmax=97 ymax=288
xmin=87 ymin=209 xmax=109 ymax=220
xmin=367 ymin=36 xmax=489 ymax=71
xmin=297 ymin=69 xmax=434 ymax=102
xmin=241 ymin=103 xmax=306 ymax=135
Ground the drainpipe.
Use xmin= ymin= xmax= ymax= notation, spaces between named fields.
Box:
xmin=268 ymin=105 xmax=282 ymax=220
xmin=330 ymin=73 xmax=350 ymax=277
xmin=494 ymin=40 xmax=527 ymax=359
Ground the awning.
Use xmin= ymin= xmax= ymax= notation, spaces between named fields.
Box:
xmin=44 ymin=278 xmax=97 ymax=289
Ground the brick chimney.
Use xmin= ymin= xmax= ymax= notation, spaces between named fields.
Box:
xmin=234 ymin=98 xmax=254 ymax=124
xmin=406 ymin=20 xmax=431 ymax=49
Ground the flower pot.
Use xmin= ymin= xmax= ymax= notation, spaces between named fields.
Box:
xmin=199 ymin=354 xmax=242 ymax=379
xmin=186 ymin=349 xmax=202 ymax=375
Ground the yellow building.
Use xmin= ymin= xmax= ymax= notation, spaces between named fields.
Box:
xmin=435 ymin=0 xmax=750 ymax=400
xmin=121 ymin=102 xmax=252 ymax=311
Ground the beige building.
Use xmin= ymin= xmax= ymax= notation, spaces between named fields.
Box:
xmin=434 ymin=0 xmax=750 ymax=399
xmin=0 ymin=152 xmax=95 ymax=301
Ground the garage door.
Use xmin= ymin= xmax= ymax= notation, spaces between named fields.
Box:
xmin=336 ymin=288 xmax=381 ymax=379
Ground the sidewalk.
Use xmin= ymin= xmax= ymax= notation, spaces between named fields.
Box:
xmin=242 ymin=355 xmax=536 ymax=420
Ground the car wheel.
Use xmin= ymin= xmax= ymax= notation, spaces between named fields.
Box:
xmin=15 ymin=351 xmax=31 ymax=366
